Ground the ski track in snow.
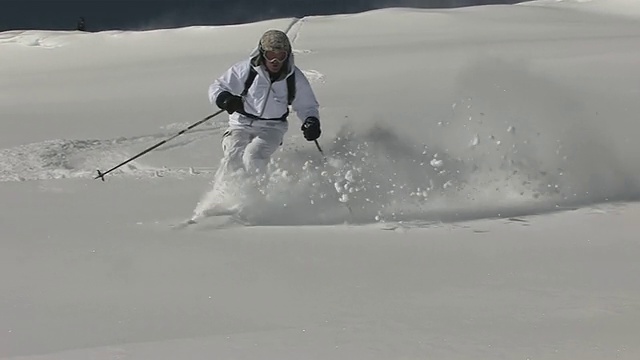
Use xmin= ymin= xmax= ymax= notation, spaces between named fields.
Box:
xmin=285 ymin=17 xmax=304 ymax=44
xmin=0 ymin=30 xmax=72 ymax=48
xmin=286 ymin=18 xmax=318 ymax=63
xmin=286 ymin=19 xmax=326 ymax=87
xmin=302 ymin=69 xmax=325 ymax=83
xmin=0 ymin=122 xmax=226 ymax=182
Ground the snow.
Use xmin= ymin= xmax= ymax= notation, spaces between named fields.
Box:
xmin=520 ymin=0 xmax=640 ymax=18
xmin=2 ymin=1 xmax=640 ymax=359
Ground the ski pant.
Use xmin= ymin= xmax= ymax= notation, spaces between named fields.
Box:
xmin=218 ymin=123 xmax=287 ymax=176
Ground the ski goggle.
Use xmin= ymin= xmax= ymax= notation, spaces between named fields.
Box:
xmin=263 ymin=50 xmax=288 ymax=64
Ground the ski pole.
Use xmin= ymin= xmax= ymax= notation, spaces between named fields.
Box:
xmin=314 ymin=140 xmax=326 ymax=160
xmin=95 ymin=110 xmax=225 ymax=181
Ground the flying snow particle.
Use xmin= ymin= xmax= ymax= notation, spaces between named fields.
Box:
xmin=334 ymin=182 xmax=343 ymax=193
xmin=470 ymin=134 xmax=480 ymax=147
xmin=345 ymin=170 xmax=355 ymax=182
xmin=430 ymin=158 xmax=444 ymax=168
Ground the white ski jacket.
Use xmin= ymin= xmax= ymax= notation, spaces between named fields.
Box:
xmin=209 ymin=48 xmax=320 ymax=131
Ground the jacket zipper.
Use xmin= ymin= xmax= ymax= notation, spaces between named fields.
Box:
xmin=258 ymin=74 xmax=273 ymax=119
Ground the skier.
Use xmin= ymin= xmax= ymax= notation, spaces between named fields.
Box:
xmin=76 ymin=17 xmax=86 ymax=32
xmin=208 ymin=29 xmax=322 ymax=178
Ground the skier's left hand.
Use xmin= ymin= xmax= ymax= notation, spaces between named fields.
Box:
xmin=301 ymin=117 xmax=321 ymax=141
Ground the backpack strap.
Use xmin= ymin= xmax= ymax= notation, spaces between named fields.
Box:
xmin=241 ymin=67 xmax=258 ymax=97
xmin=286 ymin=72 xmax=296 ymax=105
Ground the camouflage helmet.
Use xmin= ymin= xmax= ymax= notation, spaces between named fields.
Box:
xmin=259 ymin=29 xmax=291 ymax=53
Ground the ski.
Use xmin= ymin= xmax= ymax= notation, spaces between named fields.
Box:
xmin=171 ymin=218 xmax=199 ymax=229
xmin=171 ymin=208 xmax=249 ymax=230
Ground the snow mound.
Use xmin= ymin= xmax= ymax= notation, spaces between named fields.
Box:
xmin=521 ymin=0 xmax=640 ymax=19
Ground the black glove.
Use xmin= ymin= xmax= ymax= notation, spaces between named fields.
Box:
xmin=216 ymin=91 xmax=244 ymax=114
xmin=301 ymin=117 xmax=321 ymax=141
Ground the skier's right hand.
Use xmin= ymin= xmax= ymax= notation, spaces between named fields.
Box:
xmin=216 ymin=91 xmax=244 ymax=114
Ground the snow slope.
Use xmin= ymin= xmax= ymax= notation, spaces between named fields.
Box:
xmin=1 ymin=1 xmax=640 ymax=359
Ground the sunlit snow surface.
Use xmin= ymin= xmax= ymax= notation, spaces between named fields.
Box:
xmin=1 ymin=1 xmax=640 ymax=359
